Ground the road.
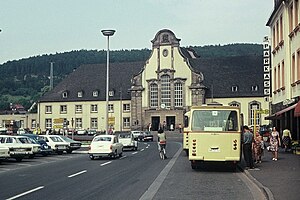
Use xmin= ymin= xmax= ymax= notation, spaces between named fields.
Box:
xmin=0 ymin=134 xmax=266 ymax=200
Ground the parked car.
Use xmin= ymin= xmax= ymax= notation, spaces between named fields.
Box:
xmin=39 ymin=135 xmax=69 ymax=155
xmin=0 ymin=146 xmax=10 ymax=163
xmin=77 ymin=129 xmax=87 ymax=135
xmin=20 ymin=134 xmax=52 ymax=156
xmin=88 ymin=135 xmax=123 ymax=160
xmin=131 ymin=131 xmax=143 ymax=141
xmin=87 ymin=129 xmax=97 ymax=136
xmin=139 ymin=131 xmax=154 ymax=142
xmin=58 ymin=136 xmax=82 ymax=153
xmin=118 ymin=132 xmax=138 ymax=151
xmin=14 ymin=135 xmax=42 ymax=158
xmin=0 ymin=135 xmax=38 ymax=161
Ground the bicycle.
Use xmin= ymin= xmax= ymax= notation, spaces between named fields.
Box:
xmin=158 ymin=141 xmax=167 ymax=160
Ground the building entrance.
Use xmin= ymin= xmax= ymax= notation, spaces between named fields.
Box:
xmin=151 ymin=116 xmax=160 ymax=131
xmin=166 ymin=116 xmax=175 ymax=131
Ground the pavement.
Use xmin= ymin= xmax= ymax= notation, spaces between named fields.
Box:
xmin=240 ymin=148 xmax=300 ymax=200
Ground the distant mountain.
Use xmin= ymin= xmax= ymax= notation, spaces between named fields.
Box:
xmin=0 ymin=43 xmax=262 ymax=111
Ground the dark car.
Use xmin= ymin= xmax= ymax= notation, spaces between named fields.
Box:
xmin=19 ymin=134 xmax=52 ymax=156
xmin=139 ymin=131 xmax=154 ymax=142
xmin=59 ymin=136 xmax=82 ymax=153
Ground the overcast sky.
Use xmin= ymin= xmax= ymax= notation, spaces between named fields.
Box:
xmin=0 ymin=0 xmax=274 ymax=64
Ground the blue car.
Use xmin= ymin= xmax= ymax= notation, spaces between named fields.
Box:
xmin=20 ymin=134 xmax=52 ymax=156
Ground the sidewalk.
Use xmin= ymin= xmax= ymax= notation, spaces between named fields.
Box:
xmin=241 ymin=148 xmax=300 ymax=200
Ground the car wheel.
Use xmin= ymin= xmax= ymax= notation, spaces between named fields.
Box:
xmin=29 ymin=154 xmax=35 ymax=159
xmin=57 ymin=151 xmax=63 ymax=155
xmin=66 ymin=149 xmax=72 ymax=154
xmin=90 ymin=155 xmax=95 ymax=160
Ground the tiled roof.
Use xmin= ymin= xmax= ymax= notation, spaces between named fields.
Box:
xmin=39 ymin=54 xmax=264 ymax=103
xmin=189 ymin=55 xmax=264 ymax=98
xmin=39 ymin=61 xmax=144 ymax=102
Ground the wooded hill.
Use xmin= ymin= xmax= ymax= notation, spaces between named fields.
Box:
xmin=0 ymin=43 xmax=262 ymax=111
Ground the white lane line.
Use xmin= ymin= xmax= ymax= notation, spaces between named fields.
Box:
xmin=68 ymin=170 xmax=87 ymax=178
xmin=145 ymin=146 xmax=149 ymax=149
xmin=139 ymin=143 xmax=182 ymax=200
xmin=119 ymin=155 xmax=127 ymax=160
xmin=7 ymin=186 xmax=44 ymax=200
xmin=140 ymin=149 xmax=145 ymax=151
xmin=100 ymin=161 xmax=112 ymax=166
xmin=132 ymin=152 xmax=138 ymax=155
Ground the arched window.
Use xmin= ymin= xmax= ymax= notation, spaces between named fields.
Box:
xmin=150 ymin=83 xmax=158 ymax=108
xmin=249 ymin=102 xmax=260 ymax=126
xmin=174 ymin=82 xmax=183 ymax=107
xmin=161 ymin=75 xmax=171 ymax=108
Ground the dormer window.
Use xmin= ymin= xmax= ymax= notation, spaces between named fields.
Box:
xmin=78 ymin=91 xmax=83 ymax=98
xmin=62 ymin=92 xmax=68 ymax=98
xmin=251 ymin=85 xmax=258 ymax=91
xmin=109 ymin=90 xmax=114 ymax=97
xmin=231 ymin=86 xmax=238 ymax=92
xmin=93 ymin=91 xmax=99 ymax=97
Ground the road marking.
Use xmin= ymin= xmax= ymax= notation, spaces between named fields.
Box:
xmin=140 ymin=149 xmax=145 ymax=151
xmin=68 ymin=170 xmax=87 ymax=178
xmin=132 ymin=152 xmax=138 ymax=155
xmin=6 ymin=186 xmax=44 ymax=200
xmin=100 ymin=161 xmax=112 ymax=166
xmin=139 ymin=143 xmax=182 ymax=200
xmin=119 ymin=155 xmax=127 ymax=160
xmin=146 ymin=146 xmax=149 ymax=149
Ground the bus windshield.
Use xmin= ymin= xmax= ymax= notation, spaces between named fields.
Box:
xmin=191 ymin=110 xmax=238 ymax=132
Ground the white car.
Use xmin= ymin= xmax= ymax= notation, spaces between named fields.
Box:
xmin=89 ymin=135 xmax=123 ymax=160
xmin=0 ymin=135 xmax=40 ymax=161
xmin=39 ymin=135 xmax=69 ymax=155
xmin=118 ymin=132 xmax=138 ymax=151
xmin=77 ymin=129 xmax=87 ymax=135
xmin=131 ymin=131 xmax=143 ymax=140
xmin=0 ymin=146 xmax=10 ymax=163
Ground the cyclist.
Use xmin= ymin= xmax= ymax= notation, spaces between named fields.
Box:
xmin=157 ymin=128 xmax=167 ymax=158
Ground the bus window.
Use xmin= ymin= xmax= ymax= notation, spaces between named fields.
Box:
xmin=191 ymin=110 xmax=238 ymax=131
xmin=184 ymin=116 xmax=189 ymax=128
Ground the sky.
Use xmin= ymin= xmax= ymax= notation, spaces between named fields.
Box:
xmin=0 ymin=0 xmax=274 ymax=65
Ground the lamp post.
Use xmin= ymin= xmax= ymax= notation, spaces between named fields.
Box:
xmin=101 ymin=29 xmax=115 ymax=134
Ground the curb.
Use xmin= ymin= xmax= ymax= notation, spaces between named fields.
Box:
xmin=237 ymin=165 xmax=274 ymax=200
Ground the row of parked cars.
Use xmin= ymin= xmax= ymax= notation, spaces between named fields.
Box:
xmin=88 ymin=131 xmax=154 ymax=160
xmin=0 ymin=134 xmax=82 ymax=163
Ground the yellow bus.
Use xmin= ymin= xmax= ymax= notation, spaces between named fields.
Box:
xmin=185 ymin=104 xmax=242 ymax=170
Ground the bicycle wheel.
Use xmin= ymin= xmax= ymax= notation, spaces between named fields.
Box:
xmin=160 ymin=150 xmax=164 ymax=159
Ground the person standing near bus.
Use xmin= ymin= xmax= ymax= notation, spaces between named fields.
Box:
xmin=243 ymin=126 xmax=254 ymax=169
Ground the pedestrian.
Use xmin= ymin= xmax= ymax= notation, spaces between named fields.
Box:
xmin=242 ymin=125 xmax=255 ymax=169
xmin=170 ymin=123 xmax=174 ymax=131
xmin=148 ymin=123 xmax=152 ymax=131
xmin=269 ymin=127 xmax=281 ymax=161
xmin=282 ymin=128 xmax=292 ymax=152
xmin=253 ymin=130 xmax=263 ymax=163
xmin=178 ymin=124 xmax=182 ymax=133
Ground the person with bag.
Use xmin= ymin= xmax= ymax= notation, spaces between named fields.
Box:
xmin=282 ymin=128 xmax=292 ymax=152
xmin=269 ymin=127 xmax=281 ymax=161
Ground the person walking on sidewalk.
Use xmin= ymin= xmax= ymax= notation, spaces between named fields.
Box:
xmin=270 ymin=127 xmax=281 ymax=161
xmin=253 ymin=130 xmax=263 ymax=163
xmin=243 ymin=126 xmax=255 ymax=169
xmin=282 ymin=128 xmax=292 ymax=152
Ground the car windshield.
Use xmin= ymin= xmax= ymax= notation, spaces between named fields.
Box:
xmin=61 ymin=136 xmax=74 ymax=142
xmin=119 ymin=133 xmax=131 ymax=138
xmin=94 ymin=137 xmax=112 ymax=142
xmin=50 ymin=136 xmax=64 ymax=142
xmin=17 ymin=137 xmax=32 ymax=144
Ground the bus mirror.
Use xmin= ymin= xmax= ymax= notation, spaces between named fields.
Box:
xmin=184 ymin=116 xmax=189 ymax=127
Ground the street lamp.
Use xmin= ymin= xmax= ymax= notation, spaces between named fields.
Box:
xmin=101 ymin=29 xmax=115 ymax=134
